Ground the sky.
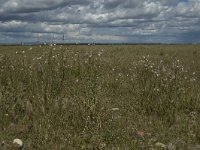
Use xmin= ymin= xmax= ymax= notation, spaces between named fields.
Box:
xmin=0 ymin=0 xmax=200 ymax=44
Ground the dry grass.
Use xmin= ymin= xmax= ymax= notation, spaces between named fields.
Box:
xmin=0 ymin=44 xmax=200 ymax=149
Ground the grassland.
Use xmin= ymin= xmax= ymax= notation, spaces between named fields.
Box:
xmin=0 ymin=45 xmax=200 ymax=149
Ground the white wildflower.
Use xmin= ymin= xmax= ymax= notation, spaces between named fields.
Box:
xmin=37 ymin=57 xmax=42 ymax=60
xmin=118 ymin=73 xmax=122 ymax=77
xmin=98 ymin=51 xmax=102 ymax=56
xmin=155 ymin=142 xmax=166 ymax=148
xmin=111 ymin=108 xmax=120 ymax=111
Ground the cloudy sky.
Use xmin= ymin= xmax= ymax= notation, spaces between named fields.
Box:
xmin=0 ymin=0 xmax=200 ymax=44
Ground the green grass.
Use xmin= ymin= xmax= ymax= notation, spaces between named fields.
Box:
xmin=0 ymin=45 xmax=200 ymax=149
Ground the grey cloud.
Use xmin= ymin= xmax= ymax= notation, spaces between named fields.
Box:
xmin=0 ymin=0 xmax=91 ymax=14
xmin=156 ymin=0 xmax=181 ymax=6
xmin=103 ymin=0 xmax=123 ymax=9
xmin=0 ymin=0 xmax=200 ymax=43
xmin=103 ymin=0 xmax=143 ymax=9
xmin=176 ymin=0 xmax=200 ymax=17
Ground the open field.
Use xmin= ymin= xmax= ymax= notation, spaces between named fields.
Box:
xmin=0 ymin=45 xmax=200 ymax=149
